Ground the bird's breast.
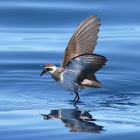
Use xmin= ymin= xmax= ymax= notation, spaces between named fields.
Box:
xmin=56 ymin=74 xmax=79 ymax=92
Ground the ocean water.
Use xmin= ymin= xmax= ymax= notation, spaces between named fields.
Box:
xmin=0 ymin=0 xmax=140 ymax=140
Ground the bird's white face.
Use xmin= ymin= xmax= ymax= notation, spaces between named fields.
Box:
xmin=44 ymin=66 xmax=57 ymax=74
xmin=40 ymin=64 xmax=57 ymax=76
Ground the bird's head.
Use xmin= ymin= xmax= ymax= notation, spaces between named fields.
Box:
xmin=40 ymin=64 xmax=57 ymax=76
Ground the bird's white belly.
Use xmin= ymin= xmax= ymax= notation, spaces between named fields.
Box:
xmin=56 ymin=75 xmax=79 ymax=92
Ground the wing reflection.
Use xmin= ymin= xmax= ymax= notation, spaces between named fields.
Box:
xmin=41 ymin=108 xmax=104 ymax=133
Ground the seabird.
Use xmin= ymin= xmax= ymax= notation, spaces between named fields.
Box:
xmin=41 ymin=109 xmax=104 ymax=133
xmin=40 ymin=15 xmax=107 ymax=104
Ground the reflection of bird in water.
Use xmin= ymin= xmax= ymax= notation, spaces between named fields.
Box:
xmin=41 ymin=108 xmax=104 ymax=133
xmin=40 ymin=15 xmax=107 ymax=104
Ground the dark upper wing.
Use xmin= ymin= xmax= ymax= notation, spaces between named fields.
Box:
xmin=60 ymin=15 xmax=101 ymax=71
xmin=61 ymin=54 xmax=107 ymax=85
xmin=81 ymin=74 xmax=103 ymax=88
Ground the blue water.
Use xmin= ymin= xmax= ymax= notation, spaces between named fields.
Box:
xmin=0 ymin=0 xmax=140 ymax=140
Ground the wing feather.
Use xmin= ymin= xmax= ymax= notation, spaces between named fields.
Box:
xmin=81 ymin=74 xmax=102 ymax=88
xmin=61 ymin=54 xmax=107 ymax=85
xmin=60 ymin=15 xmax=101 ymax=70
xmin=74 ymin=15 xmax=98 ymax=37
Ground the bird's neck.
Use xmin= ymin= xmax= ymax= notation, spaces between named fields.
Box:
xmin=51 ymin=67 xmax=61 ymax=82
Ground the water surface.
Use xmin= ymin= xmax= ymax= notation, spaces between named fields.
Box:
xmin=0 ymin=0 xmax=140 ymax=140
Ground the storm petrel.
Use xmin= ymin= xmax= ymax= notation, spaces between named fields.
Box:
xmin=40 ymin=15 xmax=107 ymax=104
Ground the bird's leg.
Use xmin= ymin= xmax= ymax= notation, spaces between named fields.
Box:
xmin=73 ymin=93 xmax=78 ymax=102
xmin=75 ymin=93 xmax=80 ymax=104
xmin=73 ymin=92 xmax=80 ymax=104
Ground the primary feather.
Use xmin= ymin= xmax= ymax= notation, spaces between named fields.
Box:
xmin=60 ymin=15 xmax=101 ymax=70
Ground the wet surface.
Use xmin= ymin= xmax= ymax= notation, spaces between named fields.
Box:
xmin=0 ymin=0 xmax=140 ymax=140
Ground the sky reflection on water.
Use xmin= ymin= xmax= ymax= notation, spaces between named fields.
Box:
xmin=0 ymin=0 xmax=140 ymax=139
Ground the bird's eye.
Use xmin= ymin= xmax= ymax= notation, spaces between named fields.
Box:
xmin=46 ymin=68 xmax=50 ymax=71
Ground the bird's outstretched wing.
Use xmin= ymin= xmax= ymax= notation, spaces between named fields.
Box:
xmin=60 ymin=15 xmax=101 ymax=71
xmin=81 ymin=74 xmax=103 ymax=88
xmin=61 ymin=54 xmax=107 ymax=85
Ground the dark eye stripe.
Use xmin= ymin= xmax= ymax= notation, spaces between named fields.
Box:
xmin=46 ymin=68 xmax=50 ymax=71
xmin=45 ymin=68 xmax=53 ymax=71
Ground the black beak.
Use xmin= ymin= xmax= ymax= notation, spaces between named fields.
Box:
xmin=40 ymin=70 xmax=46 ymax=76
